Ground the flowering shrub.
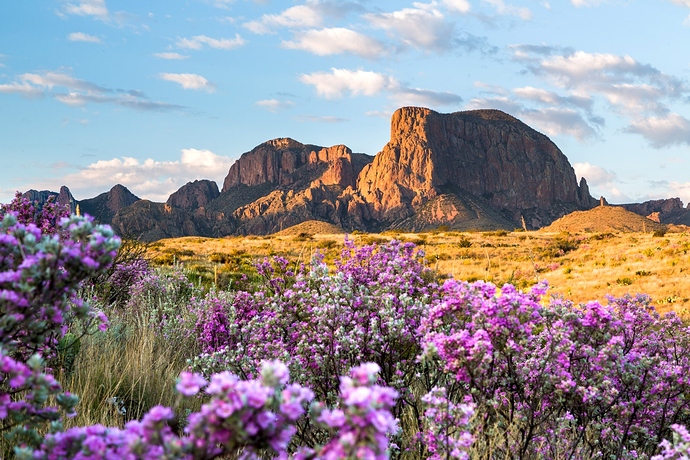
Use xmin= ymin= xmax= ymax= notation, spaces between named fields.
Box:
xmin=421 ymin=279 xmax=690 ymax=458
xmin=24 ymin=361 xmax=398 ymax=460
xmin=189 ymin=238 xmax=439 ymax=451
xmin=0 ymin=211 xmax=120 ymax=447
xmin=0 ymin=192 xmax=69 ymax=238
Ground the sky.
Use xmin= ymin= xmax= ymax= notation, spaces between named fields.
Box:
xmin=1 ymin=0 xmax=690 ymax=205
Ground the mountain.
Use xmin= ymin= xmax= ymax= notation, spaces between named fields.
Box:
xmin=22 ymin=184 xmax=139 ymax=225
xmin=21 ymin=107 xmax=618 ymax=240
xmin=80 ymin=184 xmax=141 ymax=223
xmin=23 ymin=186 xmax=78 ymax=214
xmin=621 ymin=198 xmax=690 ymax=225
xmin=351 ymin=107 xmax=596 ymax=230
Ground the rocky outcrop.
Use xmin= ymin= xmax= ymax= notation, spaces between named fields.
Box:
xmin=24 ymin=186 xmax=77 ymax=214
xmin=221 ymin=139 xmax=368 ymax=192
xmin=622 ymin=198 xmax=690 ymax=224
xmin=80 ymin=184 xmax=140 ymax=224
xmin=213 ymin=138 xmax=374 ymax=234
xmin=353 ymin=107 xmax=592 ymax=229
xmin=167 ymin=180 xmax=219 ymax=210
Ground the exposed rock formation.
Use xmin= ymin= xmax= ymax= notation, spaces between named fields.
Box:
xmin=354 ymin=107 xmax=592 ymax=229
xmin=167 ymin=180 xmax=219 ymax=210
xmin=213 ymin=138 xmax=374 ymax=234
xmin=622 ymin=198 xmax=690 ymax=224
xmin=23 ymin=186 xmax=77 ymax=214
xmin=80 ymin=184 xmax=140 ymax=224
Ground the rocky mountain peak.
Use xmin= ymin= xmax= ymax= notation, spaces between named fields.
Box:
xmin=167 ymin=180 xmax=220 ymax=210
xmin=356 ymin=107 xmax=590 ymax=228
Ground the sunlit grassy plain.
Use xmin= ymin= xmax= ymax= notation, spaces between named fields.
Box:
xmin=146 ymin=228 xmax=690 ymax=316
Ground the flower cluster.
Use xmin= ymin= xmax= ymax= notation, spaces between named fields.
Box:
xmin=0 ymin=208 xmax=120 ymax=446
xmin=28 ymin=361 xmax=398 ymax=460
xmin=421 ymin=279 xmax=690 ymax=458
xmin=420 ymin=387 xmax=474 ymax=460
xmin=0 ymin=192 xmax=70 ymax=238
xmin=189 ymin=238 xmax=437 ymax=450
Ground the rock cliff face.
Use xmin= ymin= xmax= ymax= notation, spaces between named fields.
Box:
xmin=354 ymin=107 xmax=591 ymax=229
xmin=80 ymin=184 xmax=140 ymax=224
xmin=213 ymin=138 xmax=373 ymax=235
xmin=622 ymin=198 xmax=690 ymax=224
xmin=24 ymin=186 xmax=77 ymax=214
xmin=167 ymin=180 xmax=219 ymax=210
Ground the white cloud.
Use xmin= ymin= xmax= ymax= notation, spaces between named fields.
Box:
xmin=62 ymin=0 xmax=109 ymax=19
xmin=668 ymin=181 xmax=690 ymax=205
xmin=482 ymin=0 xmax=532 ymax=19
xmin=176 ymin=34 xmax=245 ymax=50
xmin=40 ymin=149 xmax=233 ymax=202
xmin=0 ymin=81 xmax=44 ymax=97
xmin=573 ymin=162 xmax=617 ymax=186
xmin=391 ymin=87 xmax=463 ymax=108
xmin=467 ymin=95 xmax=599 ymax=140
xmin=625 ymin=113 xmax=690 ymax=147
xmin=299 ymin=68 xmax=398 ymax=99
xmin=0 ymin=70 xmax=183 ymax=111
xmin=365 ymin=4 xmax=455 ymax=51
xmin=442 ymin=0 xmax=471 ymax=13
xmin=256 ymin=99 xmax=295 ymax=112
xmin=282 ymin=28 xmax=386 ymax=59
xmin=570 ymin=0 xmax=606 ymax=6
xmin=294 ymin=115 xmax=348 ymax=123
xmin=153 ymin=52 xmax=189 ymax=60
xmin=159 ymin=73 xmax=216 ymax=92
xmin=67 ymin=32 xmax=102 ymax=43
xmin=244 ymin=4 xmax=323 ymax=34
xmin=512 ymin=86 xmax=593 ymax=111
xmin=670 ymin=0 xmax=690 ymax=6
xmin=300 ymin=67 xmax=463 ymax=109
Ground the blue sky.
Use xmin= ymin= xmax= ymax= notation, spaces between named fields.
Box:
xmin=1 ymin=0 xmax=689 ymax=205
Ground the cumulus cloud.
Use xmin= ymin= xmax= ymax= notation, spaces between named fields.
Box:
xmin=573 ymin=162 xmax=617 ymax=186
xmin=625 ymin=113 xmax=690 ymax=147
xmin=300 ymin=67 xmax=463 ymax=109
xmin=44 ymin=149 xmax=234 ymax=202
xmin=365 ymin=4 xmax=455 ymax=51
xmin=159 ymin=73 xmax=216 ymax=92
xmin=391 ymin=87 xmax=463 ymax=108
xmin=243 ymin=0 xmax=362 ymax=34
xmin=67 ymin=32 xmax=102 ymax=43
xmin=482 ymin=0 xmax=532 ymax=19
xmin=255 ymin=99 xmax=295 ymax=112
xmin=282 ymin=28 xmax=386 ymax=59
xmin=570 ymin=0 xmax=607 ymax=7
xmin=467 ymin=95 xmax=599 ymax=140
xmin=176 ymin=34 xmax=245 ymax=50
xmin=153 ymin=52 xmax=189 ymax=60
xmin=244 ymin=4 xmax=323 ymax=34
xmin=513 ymin=86 xmax=593 ymax=111
xmin=294 ymin=115 xmax=349 ymax=123
xmin=442 ymin=0 xmax=471 ymax=13
xmin=0 ymin=70 xmax=183 ymax=111
xmin=62 ymin=0 xmax=109 ymax=20
xmin=509 ymin=47 xmax=690 ymax=147
xmin=299 ymin=68 xmax=398 ymax=99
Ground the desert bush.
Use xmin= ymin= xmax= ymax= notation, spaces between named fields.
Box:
xmin=653 ymin=227 xmax=669 ymax=237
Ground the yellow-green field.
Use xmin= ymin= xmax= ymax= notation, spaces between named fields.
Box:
xmin=146 ymin=229 xmax=690 ymax=316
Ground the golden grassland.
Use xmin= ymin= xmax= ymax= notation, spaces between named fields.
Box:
xmin=146 ymin=228 xmax=690 ymax=316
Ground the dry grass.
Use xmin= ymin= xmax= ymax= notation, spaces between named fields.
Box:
xmin=57 ymin=313 xmax=200 ymax=430
xmin=147 ymin=228 xmax=690 ymax=316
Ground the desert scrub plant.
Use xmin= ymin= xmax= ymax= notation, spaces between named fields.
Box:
xmin=653 ymin=226 xmax=669 ymax=237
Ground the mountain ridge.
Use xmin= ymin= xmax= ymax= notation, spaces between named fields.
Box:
xmin=19 ymin=107 xmax=690 ymax=240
